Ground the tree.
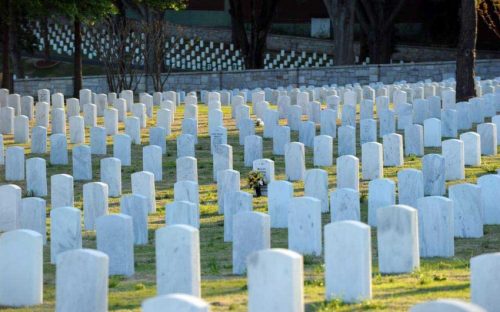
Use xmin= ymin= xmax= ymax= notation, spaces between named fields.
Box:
xmin=228 ymin=0 xmax=280 ymax=69
xmin=93 ymin=17 xmax=144 ymax=92
xmin=456 ymin=0 xmax=478 ymax=101
xmin=356 ymin=0 xmax=407 ymax=64
xmin=1 ymin=0 xmax=11 ymax=90
xmin=118 ymin=0 xmax=187 ymax=91
xmin=323 ymin=0 xmax=356 ymax=65
xmin=0 ymin=0 xmax=40 ymax=87
xmin=61 ymin=0 xmax=116 ymax=97
xmin=32 ymin=0 xmax=61 ymax=64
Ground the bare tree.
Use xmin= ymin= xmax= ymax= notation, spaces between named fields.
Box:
xmin=456 ymin=0 xmax=478 ymax=101
xmin=92 ymin=17 xmax=144 ymax=92
xmin=323 ymin=0 xmax=356 ymax=65
xmin=356 ymin=0 xmax=407 ymax=64
xmin=228 ymin=0 xmax=280 ymax=69
xmin=140 ymin=20 xmax=182 ymax=92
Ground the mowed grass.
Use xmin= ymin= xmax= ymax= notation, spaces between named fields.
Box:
xmin=0 ymin=102 xmax=499 ymax=311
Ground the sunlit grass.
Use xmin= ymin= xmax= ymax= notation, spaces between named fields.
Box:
xmin=0 ymin=102 xmax=499 ymax=311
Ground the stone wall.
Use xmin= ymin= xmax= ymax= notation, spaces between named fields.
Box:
xmin=13 ymin=59 xmax=500 ymax=97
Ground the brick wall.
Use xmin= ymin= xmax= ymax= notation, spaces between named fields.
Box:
xmin=13 ymin=59 xmax=500 ymax=97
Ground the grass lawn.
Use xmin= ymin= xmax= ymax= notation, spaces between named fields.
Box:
xmin=0 ymin=102 xmax=499 ymax=311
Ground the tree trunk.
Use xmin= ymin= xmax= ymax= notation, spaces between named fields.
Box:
xmin=42 ymin=17 xmax=50 ymax=62
xmin=229 ymin=0 xmax=278 ymax=69
xmin=229 ymin=0 xmax=250 ymax=66
xmin=366 ymin=28 xmax=392 ymax=64
xmin=323 ymin=0 xmax=356 ymax=65
xmin=2 ymin=19 xmax=10 ymax=90
xmin=9 ymin=0 xmax=24 ymax=80
xmin=456 ymin=0 xmax=477 ymax=101
xmin=357 ymin=0 xmax=406 ymax=64
xmin=73 ymin=18 xmax=83 ymax=98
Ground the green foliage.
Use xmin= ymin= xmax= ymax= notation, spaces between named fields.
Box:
xmin=247 ymin=170 xmax=265 ymax=189
xmin=481 ymin=164 xmax=498 ymax=173
xmin=134 ymin=283 xmax=146 ymax=290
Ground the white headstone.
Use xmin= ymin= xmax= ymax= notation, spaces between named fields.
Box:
xmin=325 ymin=221 xmax=371 ymax=303
xmin=233 ymin=211 xmax=270 ymax=274
xmin=449 ymin=183 xmax=483 ymax=238
xmin=460 ymin=132 xmax=481 ymax=166
xmin=477 ymin=174 xmax=500 ymax=224
xmin=51 ymin=174 xmax=74 ymax=209
xmin=19 ymin=198 xmax=46 ymax=244
xmin=0 ymin=229 xmax=43 ymax=307
xmin=442 ymin=139 xmax=465 ymax=181
xmin=223 ymin=191 xmax=253 ymax=242
xmin=5 ymin=146 xmax=24 ymax=181
xmin=362 ymin=142 xmax=383 ymax=180
xmin=83 ymin=182 xmax=109 ymax=230
xmin=156 ymin=225 xmax=200 ymax=296
xmin=50 ymin=206 xmax=82 ymax=264
xmin=471 ymin=253 xmax=500 ymax=311
xmin=422 ymin=154 xmax=446 ymax=196
xmin=50 ymin=134 xmax=68 ymax=165
xmin=120 ymin=194 xmax=149 ymax=245
xmin=55 ymin=249 xmax=108 ymax=312
xmin=288 ymin=197 xmax=322 ymax=255
xmin=142 ymin=294 xmax=209 ymax=312
xmin=26 ymin=157 xmax=47 ymax=197
xmin=336 ymin=155 xmax=359 ymax=191
xmin=397 ymin=168 xmax=424 ymax=208
xmin=96 ymin=214 xmax=134 ymax=276
xmin=417 ymin=196 xmax=454 ymax=257
xmin=247 ymin=249 xmax=304 ymax=312
xmin=285 ymin=142 xmax=306 ymax=181
xmin=377 ymin=205 xmax=419 ymax=274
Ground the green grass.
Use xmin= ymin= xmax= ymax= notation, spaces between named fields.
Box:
xmin=0 ymin=102 xmax=499 ymax=311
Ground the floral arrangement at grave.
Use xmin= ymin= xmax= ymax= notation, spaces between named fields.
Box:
xmin=247 ymin=170 xmax=266 ymax=197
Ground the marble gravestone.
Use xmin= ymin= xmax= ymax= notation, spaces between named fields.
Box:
xmin=55 ymin=249 xmax=108 ymax=312
xmin=155 ymin=225 xmax=201 ymax=297
xmin=362 ymin=142 xmax=383 ymax=181
xmin=232 ymin=211 xmax=271 ymax=275
xmin=368 ymin=178 xmax=396 ymax=227
xmin=142 ymin=294 xmax=209 ymax=312
xmin=268 ymin=180 xmax=294 ymax=228
xmin=285 ymin=142 xmax=306 ymax=181
xmin=50 ymin=206 xmax=82 ymax=264
xmin=96 ymin=214 xmax=134 ymax=276
xmin=0 ymin=229 xmax=43 ymax=307
xmin=325 ymin=221 xmax=371 ymax=303
xmin=377 ymin=205 xmax=419 ymax=274
xmin=330 ymin=188 xmax=360 ymax=222
xmin=247 ymin=249 xmax=304 ymax=312
xmin=449 ymin=183 xmax=483 ymax=238
xmin=288 ymin=197 xmax=322 ymax=256
xmin=120 ymin=194 xmax=149 ymax=245
xmin=470 ymin=253 xmax=500 ymax=311
xmin=417 ymin=196 xmax=454 ymax=258
xmin=304 ymin=169 xmax=329 ymax=213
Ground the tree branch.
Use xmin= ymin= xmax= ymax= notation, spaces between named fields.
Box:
xmin=383 ymin=0 xmax=407 ymax=31
xmin=359 ymin=0 xmax=376 ymax=27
